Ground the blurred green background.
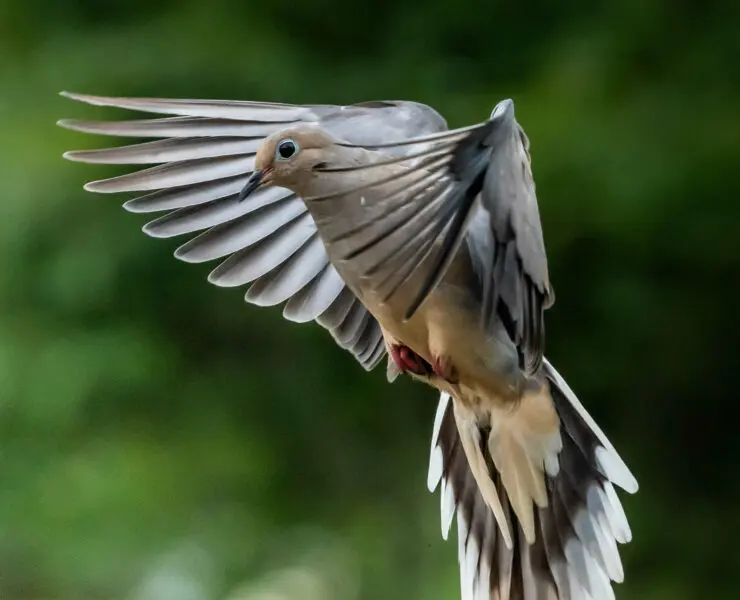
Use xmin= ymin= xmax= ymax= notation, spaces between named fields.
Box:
xmin=1 ymin=0 xmax=739 ymax=598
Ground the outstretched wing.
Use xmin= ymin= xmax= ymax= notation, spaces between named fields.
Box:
xmin=471 ymin=100 xmax=554 ymax=375
xmin=59 ymin=92 xmax=448 ymax=370
xmin=306 ymin=99 xmax=553 ymax=374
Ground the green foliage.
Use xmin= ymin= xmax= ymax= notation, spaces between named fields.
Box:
xmin=1 ymin=0 xmax=738 ymax=598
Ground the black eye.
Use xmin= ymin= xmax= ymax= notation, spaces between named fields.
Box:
xmin=276 ymin=138 xmax=298 ymax=160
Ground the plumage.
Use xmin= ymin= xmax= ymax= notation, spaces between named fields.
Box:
xmin=332 ymin=300 xmax=369 ymax=347
xmin=306 ymin=100 xmax=554 ymax=373
xmin=123 ymin=175 xmax=246 ymax=213
xmin=207 ymin=212 xmax=316 ymax=288
xmin=146 ymin=186 xmax=293 ymax=239
xmin=64 ymin=136 xmax=262 ymax=164
xmin=367 ymin=336 xmax=387 ymax=367
xmin=59 ymin=91 xmax=309 ymax=120
xmin=60 ymin=91 xmax=452 ymax=372
xmin=428 ymin=359 xmax=637 ymax=600
xmin=59 ymin=90 xmax=638 ymax=600
xmin=59 ymin=116 xmax=286 ymax=138
xmin=357 ymin=327 xmax=384 ymax=364
xmin=245 ymin=234 xmax=328 ymax=307
xmin=175 ymin=194 xmax=305 ymax=262
xmin=316 ymin=287 xmax=356 ymax=331
xmin=386 ymin=356 xmax=402 ymax=383
xmin=282 ymin=264 xmax=345 ymax=324
xmin=85 ymin=154 xmax=256 ymax=193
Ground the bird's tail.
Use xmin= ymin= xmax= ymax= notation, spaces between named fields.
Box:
xmin=426 ymin=358 xmax=638 ymax=600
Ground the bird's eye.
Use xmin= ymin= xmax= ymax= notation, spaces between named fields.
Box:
xmin=275 ymin=138 xmax=299 ymax=161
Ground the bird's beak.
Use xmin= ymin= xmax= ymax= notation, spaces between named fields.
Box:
xmin=238 ymin=169 xmax=265 ymax=202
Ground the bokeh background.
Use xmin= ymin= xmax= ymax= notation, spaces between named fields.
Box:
xmin=1 ymin=1 xmax=739 ymax=599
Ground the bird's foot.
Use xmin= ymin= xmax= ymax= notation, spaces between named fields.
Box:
xmin=390 ymin=344 xmax=433 ymax=377
xmin=432 ymin=354 xmax=459 ymax=384
xmin=389 ymin=345 xmax=460 ymax=385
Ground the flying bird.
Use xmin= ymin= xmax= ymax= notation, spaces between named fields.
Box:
xmin=59 ymin=91 xmax=638 ymax=600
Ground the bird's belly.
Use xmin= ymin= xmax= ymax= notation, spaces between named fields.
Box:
xmin=367 ymin=283 xmax=470 ymax=361
xmin=357 ymin=277 xmax=524 ymax=405
xmin=322 ymin=229 xmax=524 ymax=403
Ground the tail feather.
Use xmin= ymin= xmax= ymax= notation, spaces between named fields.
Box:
xmin=427 ymin=361 xmax=637 ymax=599
xmin=487 ymin=385 xmax=562 ymax=543
xmin=544 ymin=359 xmax=638 ymax=495
xmin=455 ymin=403 xmax=513 ymax=548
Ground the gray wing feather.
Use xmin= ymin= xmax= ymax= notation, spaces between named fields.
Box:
xmin=245 ymin=234 xmax=329 ymax=307
xmin=174 ymin=195 xmax=306 ymax=262
xmin=308 ymin=99 xmax=553 ymax=373
xmin=58 ymin=117 xmax=284 ymax=138
xmin=58 ymin=92 xmax=309 ymax=120
xmin=64 ymin=137 xmax=263 ymax=164
xmin=207 ymin=212 xmax=317 ymax=288
xmin=316 ymin=287 xmax=356 ymax=330
xmin=59 ymin=92 xmax=446 ymax=369
xmin=332 ymin=300 xmax=368 ymax=347
xmin=304 ymin=121 xmax=499 ymax=316
xmin=367 ymin=336 xmax=387 ymax=364
xmin=85 ymin=155 xmax=256 ymax=193
xmin=123 ymin=175 xmax=246 ymax=213
xmin=145 ymin=187 xmax=294 ymax=239
xmin=283 ymin=265 xmax=346 ymax=323
xmin=474 ymin=102 xmax=554 ymax=374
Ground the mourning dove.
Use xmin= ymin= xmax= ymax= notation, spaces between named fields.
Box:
xmin=59 ymin=91 xmax=638 ymax=600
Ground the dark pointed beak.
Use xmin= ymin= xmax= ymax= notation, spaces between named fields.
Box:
xmin=237 ymin=169 xmax=264 ymax=202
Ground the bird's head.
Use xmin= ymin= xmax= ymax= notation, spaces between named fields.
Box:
xmin=238 ymin=126 xmax=337 ymax=200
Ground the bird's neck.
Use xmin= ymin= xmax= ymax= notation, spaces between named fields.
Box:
xmin=290 ymin=146 xmax=380 ymax=199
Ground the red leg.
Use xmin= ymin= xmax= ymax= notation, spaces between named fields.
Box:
xmin=389 ymin=344 xmax=430 ymax=376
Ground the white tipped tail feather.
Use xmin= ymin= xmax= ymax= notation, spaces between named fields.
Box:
xmin=427 ymin=359 xmax=637 ymax=599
